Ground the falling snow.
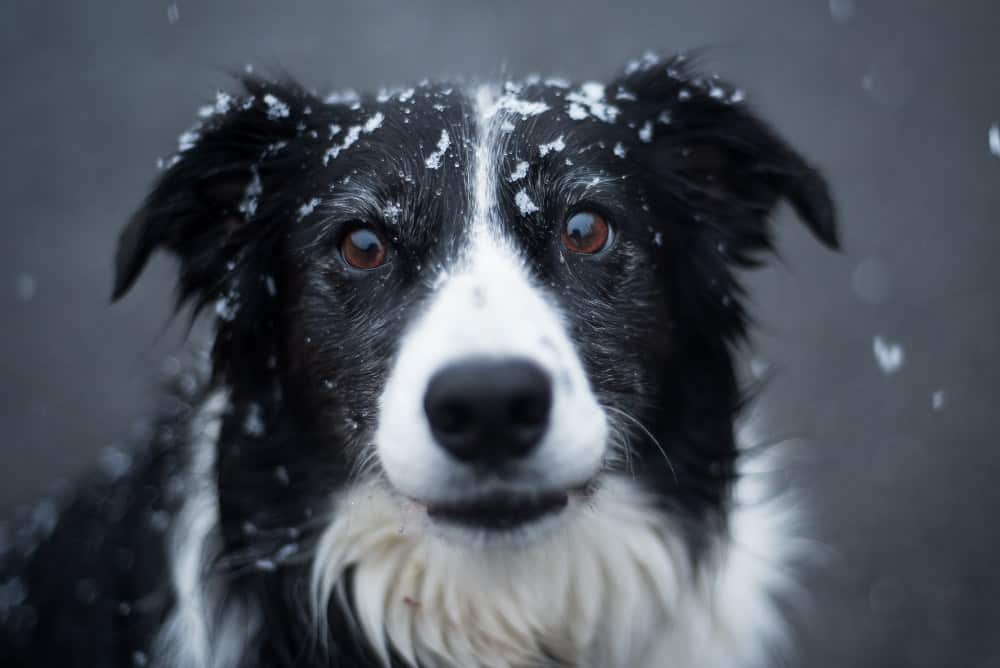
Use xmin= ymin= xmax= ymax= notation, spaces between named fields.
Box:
xmin=873 ymin=335 xmax=905 ymax=374
xmin=514 ymin=189 xmax=539 ymax=216
xmin=989 ymin=122 xmax=1000 ymax=157
xmin=166 ymin=3 xmax=179 ymax=24
xmin=829 ymin=0 xmax=855 ymax=22
xmin=932 ymin=390 xmax=945 ymax=411
xmin=424 ymin=129 xmax=451 ymax=169
xmin=613 ymin=142 xmax=627 ymax=158
xmin=15 ymin=273 xmax=36 ymax=302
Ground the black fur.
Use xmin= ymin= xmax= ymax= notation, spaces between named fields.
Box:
xmin=1 ymin=54 xmax=836 ymax=667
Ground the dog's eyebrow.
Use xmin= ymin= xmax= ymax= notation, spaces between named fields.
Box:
xmin=321 ymin=185 xmax=385 ymax=222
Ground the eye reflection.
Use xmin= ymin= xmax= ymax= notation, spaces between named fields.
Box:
xmin=562 ymin=211 xmax=611 ymax=254
xmin=341 ymin=226 xmax=388 ymax=269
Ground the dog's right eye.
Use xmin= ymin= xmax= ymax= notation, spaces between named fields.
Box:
xmin=562 ymin=211 xmax=612 ymax=255
xmin=340 ymin=225 xmax=388 ymax=270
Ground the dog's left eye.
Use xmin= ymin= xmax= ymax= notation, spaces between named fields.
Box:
xmin=562 ymin=211 xmax=611 ymax=255
xmin=341 ymin=226 xmax=388 ymax=270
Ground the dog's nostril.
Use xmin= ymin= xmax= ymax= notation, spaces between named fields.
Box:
xmin=508 ymin=392 xmax=548 ymax=427
xmin=434 ymin=400 xmax=475 ymax=434
xmin=423 ymin=358 xmax=552 ymax=464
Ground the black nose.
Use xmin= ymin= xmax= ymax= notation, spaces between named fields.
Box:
xmin=423 ymin=358 xmax=552 ymax=464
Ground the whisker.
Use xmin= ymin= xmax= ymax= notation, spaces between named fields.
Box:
xmin=604 ymin=405 xmax=678 ymax=484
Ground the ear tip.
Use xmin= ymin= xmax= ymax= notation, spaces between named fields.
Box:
xmin=793 ymin=165 xmax=840 ymax=251
xmin=110 ymin=279 xmax=129 ymax=302
xmin=808 ymin=200 xmax=840 ymax=250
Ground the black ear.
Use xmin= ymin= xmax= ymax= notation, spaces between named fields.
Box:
xmin=111 ymin=76 xmax=318 ymax=307
xmin=614 ymin=56 xmax=838 ymax=259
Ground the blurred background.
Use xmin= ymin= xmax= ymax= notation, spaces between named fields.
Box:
xmin=2 ymin=0 xmax=998 ymax=665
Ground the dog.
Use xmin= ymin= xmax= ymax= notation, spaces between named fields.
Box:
xmin=0 ymin=52 xmax=837 ymax=667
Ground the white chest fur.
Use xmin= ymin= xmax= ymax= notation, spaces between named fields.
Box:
xmin=310 ymin=470 xmax=800 ymax=668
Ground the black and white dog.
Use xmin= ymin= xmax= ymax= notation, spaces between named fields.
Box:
xmin=1 ymin=53 xmax=837 ymax=667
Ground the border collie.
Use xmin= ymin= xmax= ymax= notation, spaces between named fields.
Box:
xmin=0 ymin=52 xmax=837 ymax=667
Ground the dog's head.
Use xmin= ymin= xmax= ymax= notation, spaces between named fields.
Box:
xmin=114 ymin=56 xmax=835 ymax=557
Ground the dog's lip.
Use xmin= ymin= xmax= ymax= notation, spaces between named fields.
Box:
xmin=423 ymin=488 xmax=570 ymax=530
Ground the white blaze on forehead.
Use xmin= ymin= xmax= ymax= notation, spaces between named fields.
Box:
xmin=471 ymin=84 xmax=502 ymax=232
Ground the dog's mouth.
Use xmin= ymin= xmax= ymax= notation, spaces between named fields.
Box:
xmin=425 ymin=489 xmax=570 ymax=531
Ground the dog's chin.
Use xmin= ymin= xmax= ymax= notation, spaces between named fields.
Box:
xmin=413 ymin=486 xmax=585 ymax=548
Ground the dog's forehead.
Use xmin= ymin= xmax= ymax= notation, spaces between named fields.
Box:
xmin=310 ymin=77 xmax=662 ymax=252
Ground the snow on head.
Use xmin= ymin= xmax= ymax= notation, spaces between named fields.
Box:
xmin=566 ymin=82 xmax=620 ymax=123
xmin=638 ymin=121 xmax=653 ymax=143
xmin=424 ymin=129 xmax=451 ymax=170
xmin=263 ymin=94 xmax=290 ymax=120
xmin=237 ymin=167 xmax=262 ymax=219
xmin=509 ymin=161 xmax=529 ymax=182
xmin=177 ymin=127 xmax=200 ymax=153
xmin=495 ymin=96 xmax=550 ymax=117
xmin=363 ymin=112 xmax=384 ymax=133
xmin=625 ymin=51 xmax=661 ymax=75
xmin=323 ymin=125 xmax=361 ymax=165
xmin=297 ymin=197 xmax=321 ymax=220
xmin=514 ymin=189 xmax=539 ymax=216
xmin=198 ymin=91 xmax=234 ymax=118
xmin=539 ymin=136 xmax=566 ymax=156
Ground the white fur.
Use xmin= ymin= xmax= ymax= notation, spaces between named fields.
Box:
xmin=153 ymin=392 xmax=260 ymax=668
xmin=309 ymin=448 xmax=803 ymax=668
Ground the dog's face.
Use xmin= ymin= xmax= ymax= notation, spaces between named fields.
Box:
xmin=114 ymin=57 xmax=835 ymax=555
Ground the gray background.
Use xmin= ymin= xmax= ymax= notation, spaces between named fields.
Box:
xmin=2 ymin=0 xmax=998 ymax=665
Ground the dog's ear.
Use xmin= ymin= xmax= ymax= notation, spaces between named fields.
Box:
xmin=613 ymin=57 xmax=838 ymax=264
xmin=112 ymin=76 xmax=317 ymax=309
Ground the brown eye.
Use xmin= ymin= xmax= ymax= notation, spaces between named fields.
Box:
xmin=340 ymin=226 xmax=388 ymax=270
xmin=562 ymin=211 xmax=611 ymax=254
